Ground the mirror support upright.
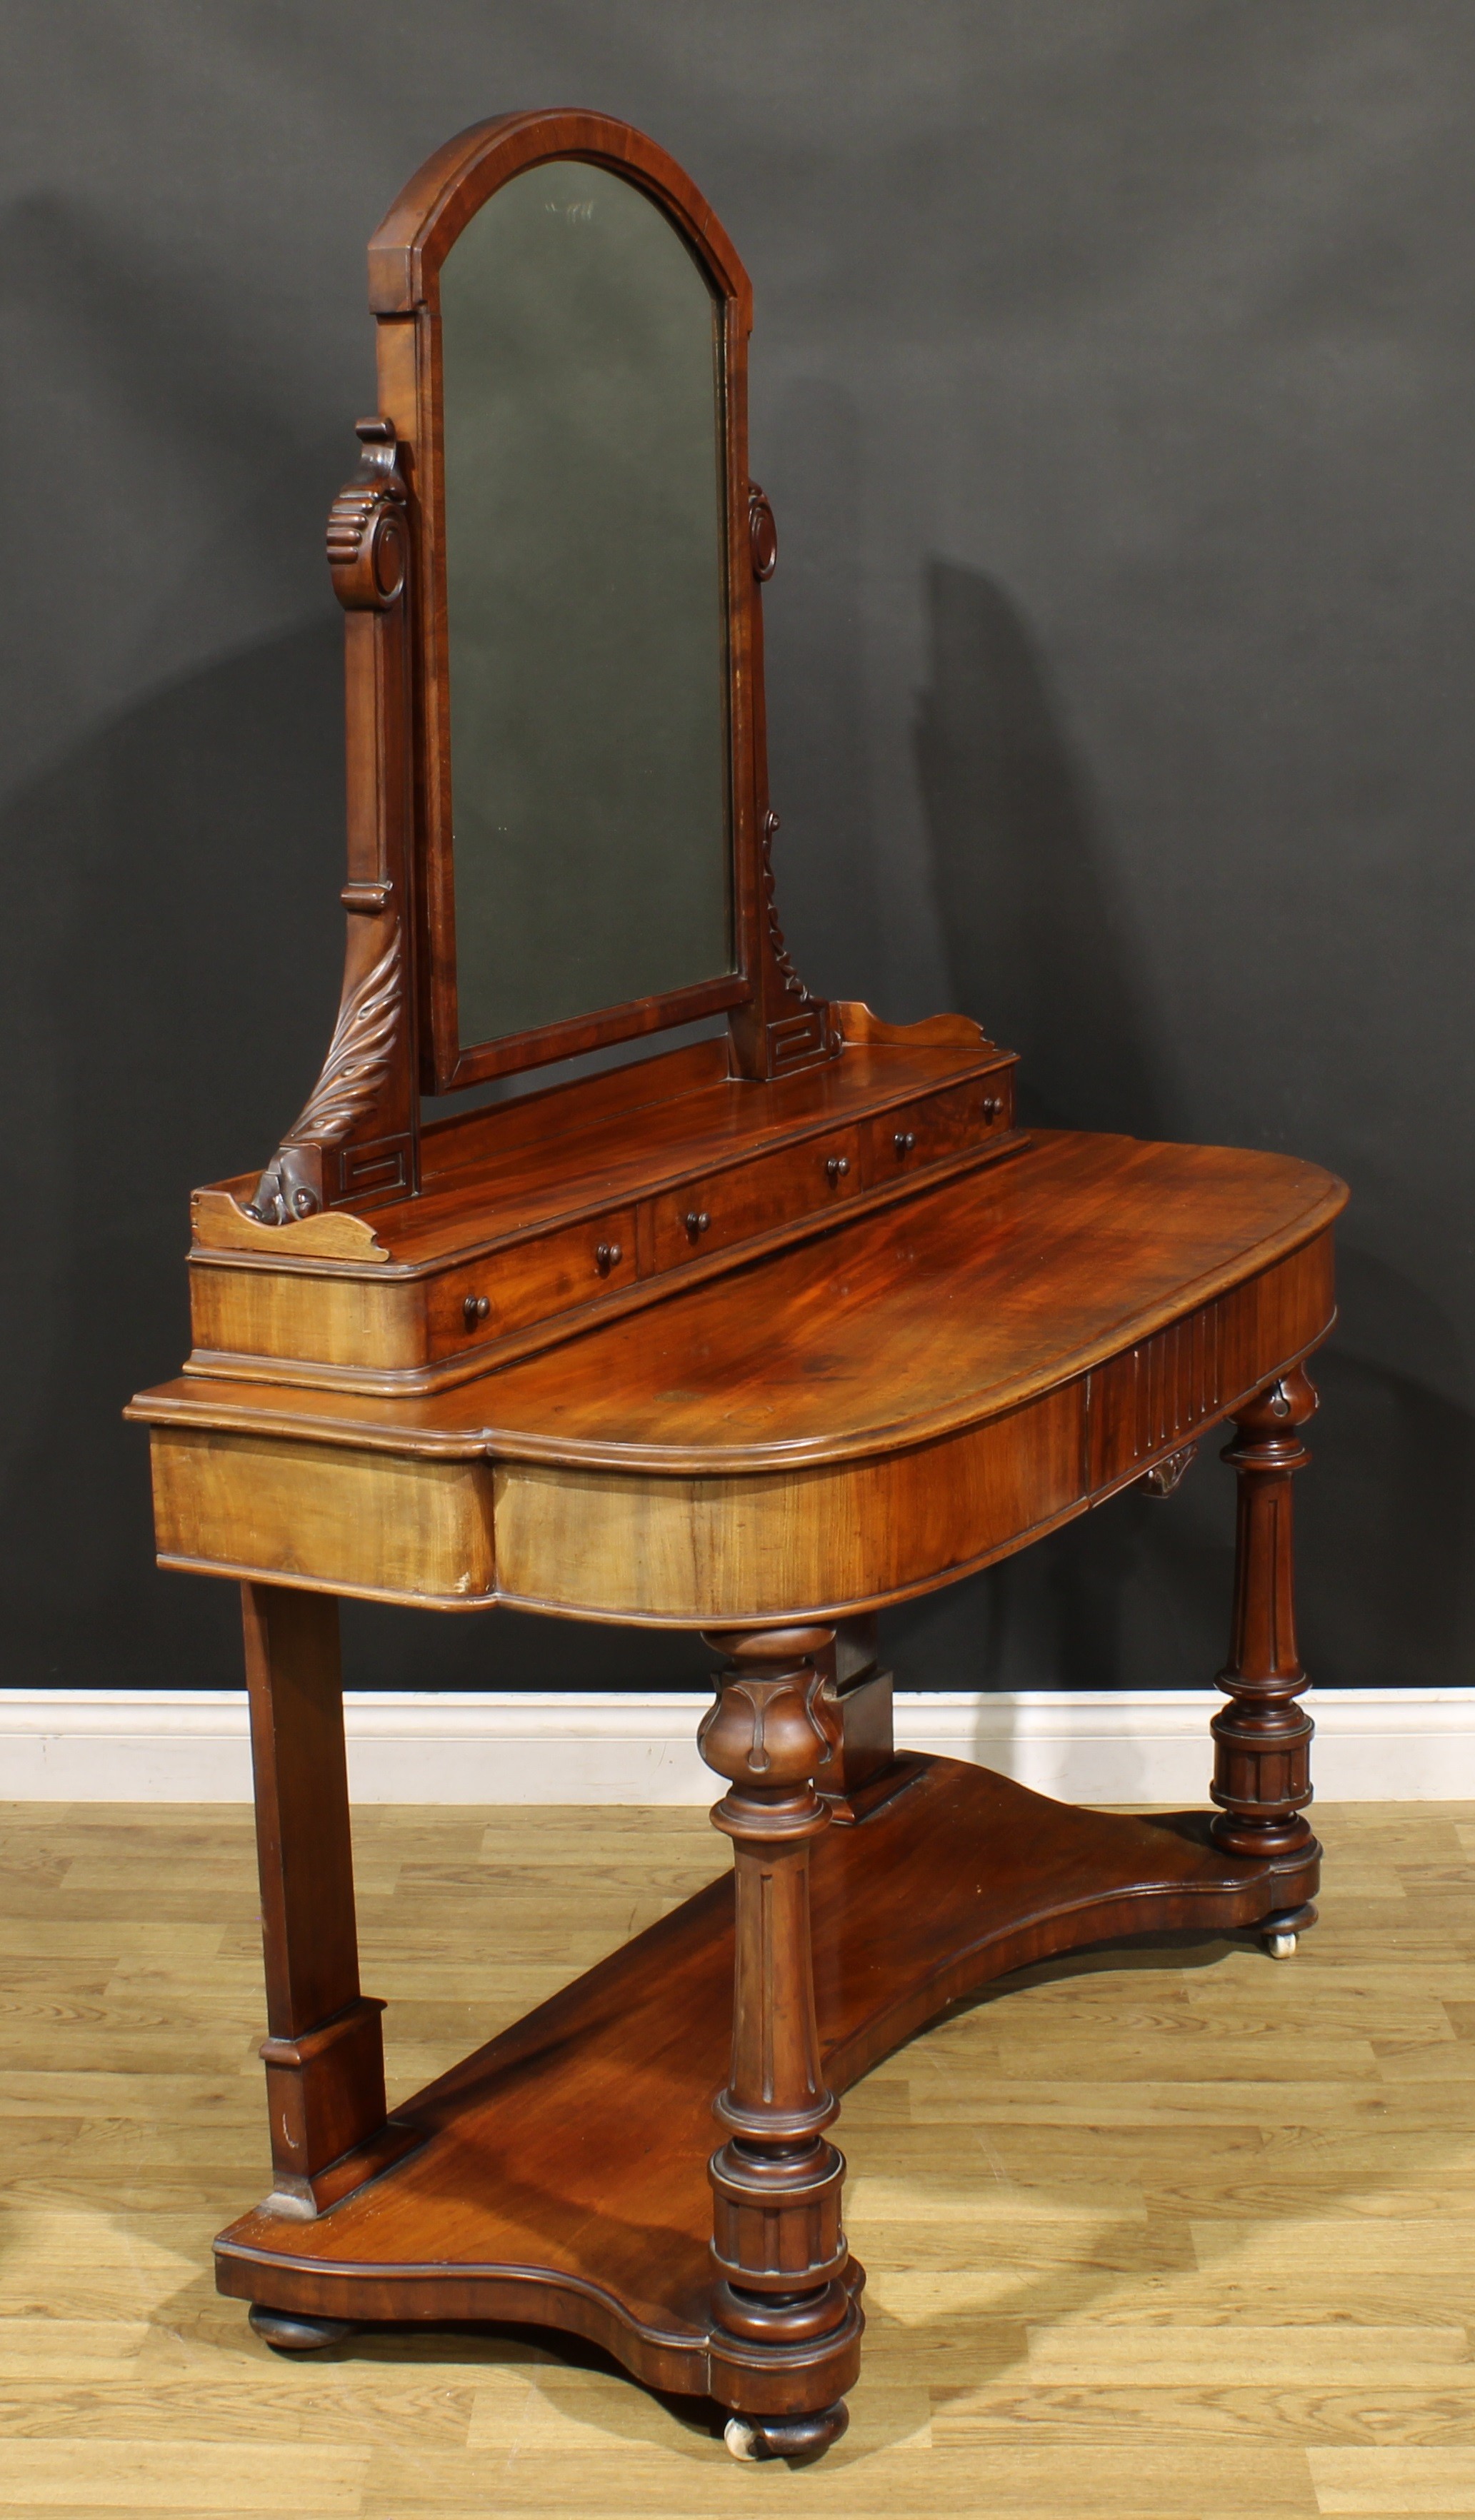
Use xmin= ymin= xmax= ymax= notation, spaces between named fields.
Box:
xmin=249 ymin=419 xmax=420 ymax=1223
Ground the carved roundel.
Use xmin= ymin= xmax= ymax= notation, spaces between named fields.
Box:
xmin=371 ymin=511 xmax=406 ymax=603
xmin=749 ymin=488 xmax=777 ymax=581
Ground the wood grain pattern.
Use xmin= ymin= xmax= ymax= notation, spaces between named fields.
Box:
xmin=184 ymin=1037 xmax=1021 ymax=1394
xmin=209 ymin=1760 xmax=1317 ymax=2388
xmin=8 ymin=1795 xmax=1473 ymax=2513
xmin=149 ymin=1429 xmax=495 ymax=1605
xmin=487 ymin=1389 xmax=1084 ymax=1622
xmin=134 ymin=1136 xmax=1343 ymax=1620
xmin=239 ymin=1587 xmax=404 ymax=2216
xmin=145 ymin=1135 xmax=1345 ymax=1465
xmin=189 ymin=1190 xmax=391 ymax=1263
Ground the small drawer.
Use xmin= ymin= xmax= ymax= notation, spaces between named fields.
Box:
xmin=432 ymin=1210 xmax=638 ymax=1355
xmin=861 ymin=1078 xmax=1010 ymax=1188
xmin=648 ymin=1127 xmax=862 ymax=1272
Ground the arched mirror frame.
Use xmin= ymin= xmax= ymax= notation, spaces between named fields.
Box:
xmin=246 ymin=113 xmax=833 ymax=1228
xmin=375 ymin=111 xmax=831 ymax=1096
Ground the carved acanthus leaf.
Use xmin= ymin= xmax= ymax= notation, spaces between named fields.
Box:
xmin=1141 ymin=1442 xmax=1199 ymax=1497
xmin=286 ymin=924 xmax=404 ymax=1144
xmin=760 ymin=810 xmax=813 ymax=1003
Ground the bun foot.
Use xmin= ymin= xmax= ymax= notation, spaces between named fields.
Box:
xmin=249 ymin=2304 xmax=353 ymax=2353
xmin=723 ymin=2402 xmax=849 ymax=2461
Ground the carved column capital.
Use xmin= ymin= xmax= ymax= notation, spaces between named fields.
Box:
xmin=1221 ymin=1364 xmax=1317 ymax=1469
xmin=698 ymin=1627 xmax=840 ymax=1840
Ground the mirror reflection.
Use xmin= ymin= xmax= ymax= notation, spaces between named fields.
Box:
xmin=441 ymin=159 xmax=733 ymax=1052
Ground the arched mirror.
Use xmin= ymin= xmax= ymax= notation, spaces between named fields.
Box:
xmin=241 ymin=114 xmax=839 ymax=1227
xmin=357 ymin=113 xmax=790 ymax=1098
xmin=439 ymin=159 xmax=734 ymax=1055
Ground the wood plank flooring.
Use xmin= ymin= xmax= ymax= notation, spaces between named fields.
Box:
xmin=2 ymin=1797 xmax=1474 ymax=2517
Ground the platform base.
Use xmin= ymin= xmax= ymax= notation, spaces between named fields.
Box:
xmin=217 ymin=1757 xmax=1318 ymax=2418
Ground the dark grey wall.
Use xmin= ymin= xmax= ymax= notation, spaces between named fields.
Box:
xmin=4 ymin=1 xmax=1470 ymax=1697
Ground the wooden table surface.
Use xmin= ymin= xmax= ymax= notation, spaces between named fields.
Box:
xmin=140 ymin=1132 xmax=1345 ymax=1472
xmin=131 ymin=1131 xmax=1346 ymax=1626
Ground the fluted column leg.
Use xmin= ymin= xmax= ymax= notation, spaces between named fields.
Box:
xmin=698 ymin=1625 xmax=864 ymax=2459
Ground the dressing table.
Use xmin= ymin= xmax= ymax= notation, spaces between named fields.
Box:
xmin=127 ymin=112 xmax=1347 ymax=2461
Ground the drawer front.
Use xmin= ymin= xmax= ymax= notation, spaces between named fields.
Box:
xmin=648 ymin=1127 xmax=862 ymax=1273
xmin=861 ymin=1076 xmax=1011 ymax=1190
xmin=431 ymin=1210 xmax=639 ymax=1357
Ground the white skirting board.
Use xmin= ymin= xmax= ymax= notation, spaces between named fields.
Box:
xmin=1 ymin=1687 xmax=1472 ymax=1804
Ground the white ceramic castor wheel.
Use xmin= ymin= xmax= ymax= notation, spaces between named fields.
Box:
xmin=1264 ymin=1928 xmax=1299 ymax=1959
xmin=721 ymin=2403 xmax=848 ymax=2461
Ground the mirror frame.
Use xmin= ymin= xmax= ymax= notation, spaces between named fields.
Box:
xmin=245 ymin=114 xmax=834 ymax=1228
xmin=371 ymin=111 xmax=824 ymax=1095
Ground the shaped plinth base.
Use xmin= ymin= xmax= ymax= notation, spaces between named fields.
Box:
xmin=217 ymin=1757 xmax=1319 ymax=2426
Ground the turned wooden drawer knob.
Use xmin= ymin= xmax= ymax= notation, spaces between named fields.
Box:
xmin=982 ymin=1095 xmax=1004 ymax=1119
xmin=894 ymin=1130 xmax=916 ymax=1156
xmin=594 ymin=1243 xmax=622 ymax=1274
xmin=826 ymin=1155 xmax=851 ymax=1183
xmin=686 ymin=1210 xmax=711 ymax=1238
xmin=463 ymin=1294 xmax=490 ymax=1327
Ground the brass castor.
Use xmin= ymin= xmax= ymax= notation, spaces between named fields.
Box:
xmin=249 ymin=2304 xmax=353 ymax=2354
xmin=723 ymin=2403 xmax=849 ymax=2461
xmin=1263 ymin=1928 xmax=1299 ymax=1959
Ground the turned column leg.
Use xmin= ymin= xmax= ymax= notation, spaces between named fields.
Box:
xmin=698 ymin=1625 xmax=864 ymax=2461
xmin=1209 ymin=1370 xmax=1319 ymax=1948
xmin=240 ymin=1583 xmax=389 ymax=2245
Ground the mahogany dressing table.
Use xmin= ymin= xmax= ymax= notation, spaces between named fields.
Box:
xmin=127 ymin=113 xmax=1347 ymax=2462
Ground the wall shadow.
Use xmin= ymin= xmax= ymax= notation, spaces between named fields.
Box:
xmin=912 ymin=556 xmax=1172 ymax=1137
xmin=884 ymin=561 xmax=1475 ymax=1697
xmin=0 ymin=624 xmax=342 ymax=1687
xmin=1298 ymin=1252 xmax=1475 ymax=1692
xmin=896 ymin=557 xmax=1186 ymax=1692
xmin=5 ymin=568 xmax=1470 ymax=1702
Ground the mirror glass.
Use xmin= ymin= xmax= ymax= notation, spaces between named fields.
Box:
xmin=440 ymin=159 xmax=733 ymax=1053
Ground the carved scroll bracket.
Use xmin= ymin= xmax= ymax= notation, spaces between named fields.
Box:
xmin=326 ymin=418 xmax=409 ymax=609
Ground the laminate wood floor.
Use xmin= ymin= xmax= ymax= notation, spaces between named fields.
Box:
xmin=2 ymin=1797 xmax=1474 ymax=2519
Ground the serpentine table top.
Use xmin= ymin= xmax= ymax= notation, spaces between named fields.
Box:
xmin=130 ymin=1129 xmax=1346 ymax=1627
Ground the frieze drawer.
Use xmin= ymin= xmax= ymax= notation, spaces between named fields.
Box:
xmin=647 ymin=1126 xmax=863 ymax=1273
xmin=431 ymin=1210 xmax=639 ymax=1356
xmin=860 ymin=1078 xmax=1011 ymax=1189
